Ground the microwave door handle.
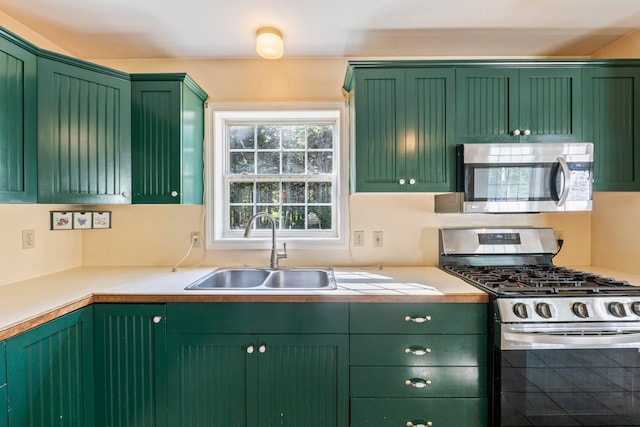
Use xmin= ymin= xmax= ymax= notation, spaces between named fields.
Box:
xmin=555 ymin=157 xmax=571 ymax=207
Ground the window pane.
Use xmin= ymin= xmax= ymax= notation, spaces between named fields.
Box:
xmin=255 ymin=207 xmax=280 ymax=229
xmin=230 ymin=152 xmax=255 ymax=174
xmin=308 ymin=182 xmax=332 ymax=203
xmin=308 ymin=206 xmax=332 ymax=229
xmin=283 ymin=182 xmax=305 ymax=203
xmin=308 ymin=152 xmax=333 ymax=173
xmin=282 ymin=126 xmax=306 ymax=149
xmin=307 ymin=125 xmax=333 ymax=149
xmin=257 ymin=152 xmax=280 ymax=174
xmin=256 ymin=182 xmax=280 ymax=204
xmin=229 ymin=206 xmax=253 ymax=229
xmin=229 ymin=125 xmax=255 ymax=149
xmin=230 ymin=182 xmax=254 ymax=203
xmin=257 ymin=125 xmax=280 ymax=149
xmin=283 ymin=206 xmax=305 ymax=229
xmin=283 ymin=152 xmax=305 ymax=174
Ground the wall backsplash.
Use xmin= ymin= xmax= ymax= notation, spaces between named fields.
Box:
xmin=81 ymin=193 xmax=592 ymax=269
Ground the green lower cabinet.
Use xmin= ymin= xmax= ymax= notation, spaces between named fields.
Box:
xmin=167 ymin=333 xmax=349 ymax=427
xmin=351 ymin=398 xmax=488 ymax=426
xmin=93 ymin=304 xmax=167 ymax=427
xmin=6 ymin=307 xmax=94 ymax=427
xmin=0 ymin=385 xmax=6 ymax=427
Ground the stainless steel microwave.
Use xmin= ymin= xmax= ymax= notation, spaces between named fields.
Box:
xmin=435 ymin=142 xmax=594 ymax=213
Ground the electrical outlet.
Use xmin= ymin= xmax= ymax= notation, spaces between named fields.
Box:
xmin=22 ymin=229 xmax=35 ymax=250
xmin=353 ymin=230 xmax=364 ymax=247
xmin=191 ymin=231 xmax=201 ymax=248
xmin=373 ymin=230 xmax=383 ymax=248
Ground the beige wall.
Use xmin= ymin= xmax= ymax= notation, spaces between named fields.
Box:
xmin=2 ymin=17 xmax=633 ymax=284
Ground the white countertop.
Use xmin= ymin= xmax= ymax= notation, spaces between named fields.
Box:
xmin=0 ymin=266 xmax=486 ymax=339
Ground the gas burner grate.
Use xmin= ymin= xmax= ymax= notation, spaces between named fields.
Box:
xmin=442 ymin=265 xmax=636 ymax=296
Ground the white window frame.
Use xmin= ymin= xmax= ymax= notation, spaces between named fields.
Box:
xmin=205 ymin=103 xmax=349 ymax=250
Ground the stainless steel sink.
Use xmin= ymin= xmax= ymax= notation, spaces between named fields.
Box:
xmin=185 ymin=268 xmax=337 ymax=290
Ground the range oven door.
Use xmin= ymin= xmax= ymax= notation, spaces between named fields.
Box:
xmin=494 ymin=322 xmax=640 ymax=426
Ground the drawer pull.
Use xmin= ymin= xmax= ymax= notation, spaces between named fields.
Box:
xmin=404 ymin=346 xmax=431 ymax=356
xmin=246 ymin=345 xmax=255 ymax=354
xmin=406 ymin=422 xmax=433 ymax=427
xmin=404 ymin=378 xmax=431 ymax=388
xmin=404 ymin=315 xmax=431 ymax=323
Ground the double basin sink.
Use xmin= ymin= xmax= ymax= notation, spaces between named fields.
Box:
xmin=185 ymin=267 xmax=337 ymax=291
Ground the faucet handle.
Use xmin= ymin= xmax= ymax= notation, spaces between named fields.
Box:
xmin=278 ymin=243 xmax=288 ymax=260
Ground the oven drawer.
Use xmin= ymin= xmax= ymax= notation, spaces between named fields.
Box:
xmin=350 ymin=334 xmax=486 ymax=366
xmin=351 ymin=397 xmax=488 ymax=426
xmin=350 ymin=366 xmax=486 ymax=398
xmin=350 ymin=303 xmax=487 ymax=334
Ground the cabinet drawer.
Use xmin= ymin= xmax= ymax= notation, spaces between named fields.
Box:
xmin=350 ymin=366 xmax=486 ymax=398
xmin=167 ymin=302 xmax=349 ymax=333
xmin=351 ymin=398 xmax=487 ymax=427
xmin=350 ymin=303 xmax=486 ymax=334
xmin=350 ymin=334 xmax=486 ymax=366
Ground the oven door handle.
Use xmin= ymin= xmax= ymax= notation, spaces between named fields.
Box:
xmin=502 ymin=329 xmax=640 ymax=350
xmin=553 ymin=156 xmax=572 ymax=207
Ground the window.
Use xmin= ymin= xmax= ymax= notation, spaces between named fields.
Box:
xmin=206 ymin=105 xmax=348 ymax=249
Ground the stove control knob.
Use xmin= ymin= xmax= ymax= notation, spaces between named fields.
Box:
xmin=631 ymin=302 xmax=640 ymax=317
xmin=512 ymin=303 xmax=530 ymax=319
xmin=535 ymin=302 xmax=554 ymax=319
xmin=572 ymin=302 xmax=590 ymax=318
xmin=608 ymin=302 xmax=628 ymax=318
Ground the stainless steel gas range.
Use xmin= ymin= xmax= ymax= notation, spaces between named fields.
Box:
xmin=439 ymin=227 xmax=640 ymax=427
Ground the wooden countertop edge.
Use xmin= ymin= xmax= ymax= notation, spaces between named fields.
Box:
xmin=92 ymin=293 xmax=489 ymax=303
xmin=0 ymin=295 xmax=94 ymax=341
xmin=0 ymin=292 xmax=488 ymax=341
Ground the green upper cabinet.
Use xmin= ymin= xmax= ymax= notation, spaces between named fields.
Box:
xmin=583 ymin=67 xmax=640 ymax=191
xmin=347 ymin=66 xmax=455 ymax=192
xmin=6 ymin=307 xmax=94 ymax=427
xmin=0 ymin=31 xmax=37 ymax=203
xmin=456 ymin=67 xmax=582 ymax=143
xmin=93 ymin=304 xmax=167 ymax=427
xmin=131 ymin=74 xmax=207 ymax=204
xmin=37 ymin=55 xmax=132 ymax=204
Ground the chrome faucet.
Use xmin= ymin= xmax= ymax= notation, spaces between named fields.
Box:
xmin=244 ymin=212 xmax=287 ymax=269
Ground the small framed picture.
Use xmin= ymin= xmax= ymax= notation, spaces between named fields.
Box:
xmin=51 ymin=211 xmax=72 ymax=230
xmin=93 ymin=211 xmax=111 ymax=229
xmin=73 ymin=212 xmax=92 ymax=229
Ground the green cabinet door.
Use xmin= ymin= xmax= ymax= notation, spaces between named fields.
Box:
xmin=456 ymin=67 xmax=581 ymax=143
xmin=167 ymin=333 xmax=348 ymax=427
xmin=93 ymin=304 xmax=167 ymax=427
xmin=6 ymin=307 xmax=94 ymax=427
xmin=351 ymin=67 xmax=455 ymax=192
xmin=583 ymin=67 xmax=640 ymax=191
xmin=37 ymin=56 xmax=131 ymax=204
xmin=131 ymin=74 xmax=207 ymax=204
xmin=0 ymin=32 xmax=37 ymax=203
xmin=0 ymin=341 xmax=5 ymax=427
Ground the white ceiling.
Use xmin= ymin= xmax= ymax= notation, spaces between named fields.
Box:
xmin=1 ymin=0 xmax=640 ymax=60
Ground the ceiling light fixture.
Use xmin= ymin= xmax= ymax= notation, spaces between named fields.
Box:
xmin=256 ymin=27 xmax=284 ymax=60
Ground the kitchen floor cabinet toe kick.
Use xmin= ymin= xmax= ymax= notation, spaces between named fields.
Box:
xmin=0 ymin=301 xmax=488 ymax=427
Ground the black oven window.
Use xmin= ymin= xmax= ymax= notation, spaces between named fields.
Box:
xmin=499 ymin=349 xmax=640 ymax=426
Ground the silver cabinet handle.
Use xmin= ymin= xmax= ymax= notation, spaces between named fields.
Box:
xmin=121 ymin=191 xmax=130 ymax=198
xmin=399 ymin=179 xmax=406 ymax=185
xmin=404 ymin=315 xmax=431 ymax=323
xmin=406 ymin=422 xmax=433 ymax=427
xmin=258 ymin=344 xmax=266 ymax=353
xmin=170 ymin=191 xmax=178 ymax=197
xmin=404 ymin=346 xmax=431 ymax=356
xmin=512 ymin=129 xmax=521 ymax=136
xmin=152 ymin=316 xmax=162 ymax=324
xmin=247 ymin=345 xmax=255 ymax=354
xmin=522 ymin=129 xmax=531 ymax=136
xmin=405 ymin=378 xmax=431 ymax=388
xmin=409 ymin=178 xmax=416 ymax=185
